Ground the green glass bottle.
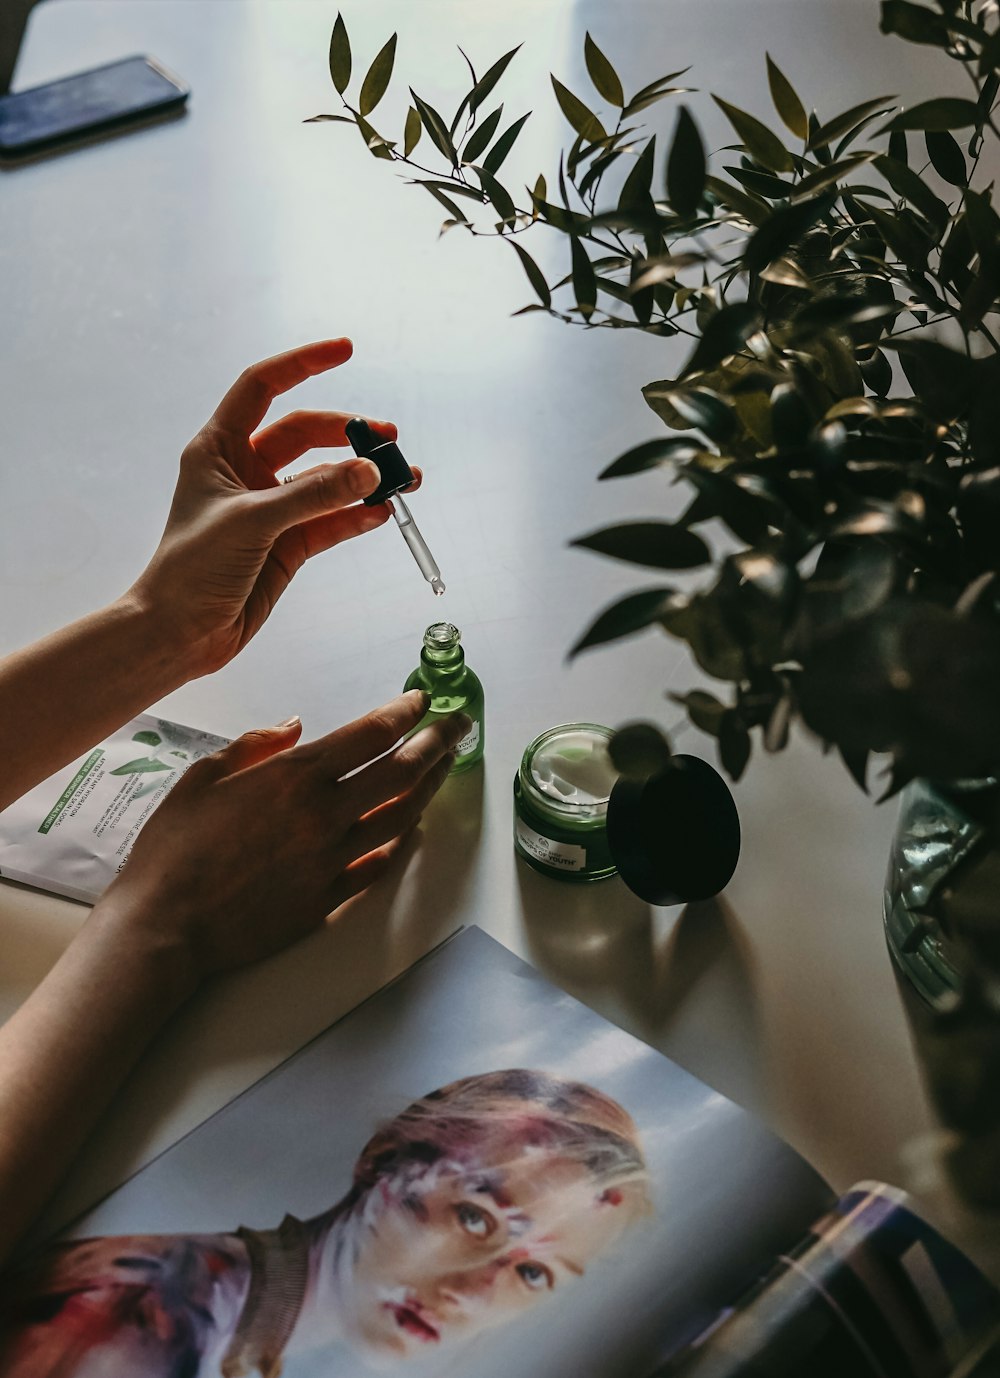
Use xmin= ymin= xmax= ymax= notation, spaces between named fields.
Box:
xmin=404 ymin=622 xmax=484 ymax=774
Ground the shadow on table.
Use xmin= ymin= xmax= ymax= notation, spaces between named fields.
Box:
xmin=0 ymin=106 xmax=188 ymax=171
xmin=390 ymin=762 xmax=484 ymax=950
xmin=516 ymin=859 xmax=763 ymax=1096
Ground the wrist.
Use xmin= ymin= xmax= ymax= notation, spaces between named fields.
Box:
xmin=125 ymin=570 xmax=233 ymax=682
xmin=117 ymin=582 xmax=208 ymax=688
xmin=84 ymin=888 xmax=203 ymax=1017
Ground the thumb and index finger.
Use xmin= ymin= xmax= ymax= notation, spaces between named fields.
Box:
xmin=210 ymin=338 xmax=407 ymax=535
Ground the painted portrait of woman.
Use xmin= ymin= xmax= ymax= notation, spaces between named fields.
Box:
xmin=0 ymin=1069 xmax=651 ymax=1377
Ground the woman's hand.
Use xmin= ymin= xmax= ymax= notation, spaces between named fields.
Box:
xmin=0 ymin=691 xmax=465 ymax=1262
xmin=129 ymin=338 xmax=421 ymax=680
xmin=97 ymin=689 xmax=465 ymax=991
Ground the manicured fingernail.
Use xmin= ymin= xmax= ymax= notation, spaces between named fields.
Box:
xmin=408 ymin=689 xmax=431 ymax=708
xmin=348 ymin=458 xmax=380 ymax=496
xmin=275 ymin=716 xmax=301 ymax=731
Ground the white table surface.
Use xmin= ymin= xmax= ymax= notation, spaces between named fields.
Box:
xmin=3 ymin=0 xmax=989 ymax=1267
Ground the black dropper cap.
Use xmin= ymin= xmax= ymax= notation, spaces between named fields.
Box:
xmin=345 ymin=418 xmax=415 ymax=507
xmin=606 ymin=755 xmax=741 ymax=905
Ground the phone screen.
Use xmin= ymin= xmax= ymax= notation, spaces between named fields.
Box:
xmin=0 ymin=55 xmax=188 ymax=155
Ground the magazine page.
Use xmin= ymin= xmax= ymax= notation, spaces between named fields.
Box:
xmin=0 ymin=927 xmax=831 ymax=1378
xmin=653 ymin=1183 xmax=1000 ymax=1377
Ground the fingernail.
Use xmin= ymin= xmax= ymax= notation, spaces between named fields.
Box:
xmin=409 ymin=688 xmax=431 ymax=708
xmin=454 ymin=714 xmax=473 ymax=736
xmin=275 ymin=716 xmax=301 ymax=731
xmin=348 ymin=458 xmax=379 ymax=496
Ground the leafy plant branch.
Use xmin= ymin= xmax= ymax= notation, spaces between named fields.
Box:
xmin=313 ymin=0 xmax=1000 ymax=796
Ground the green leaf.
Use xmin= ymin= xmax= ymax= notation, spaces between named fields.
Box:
xmin=863 ymin=201 xmax=932 ymax=265
xmin=475 ymin=164 xmax=516 ymax=225
xmin=888 ymin=129 xmax=907 ymax=164
xmin=963 ymin=188 xmax=1000 ymax=261
xmin=790 ymin=295 xmax=897 ymax=340
xmin=682 ymin=301 xmax=762 ymax=376
xmin=414 ymin=178 xmax=484 ymax=201
xmin=873 ymin=155 xmax=948 ymax=229
xmin=880 ymin=1 xmax=958 ymax=47
xmin=808 ymin=96 xmax=896 ymax=151
xmin=726 ymin=165 xmax=792 ymax=200
xmin=924 ymin=129 xmax=967 ymax=187
xmin=531 ymin=193 xmax=589 ymax=235
xmin=624 ymin=86 xmax=688 ymax=117
xmin=839 ymin=745 xmax=870 ymax=793
xmin=462 ymin=105 xmax=504 ymax=164
xmin=884 ymin=97 xmax=980 ymax=132
xmin=404 ymin=105 xmax=422 ymax=157
xmin=760 ymin=256 xmax=811 ymax=288
xmin=483 ymin=112 xmax=530 ymax=173
xmin=860 ymin=348 xmax=893 ymax=397
xmin=791 ymin=153 xmax=875 ymax=199
xmin=551 ymin=75 xmax=606 ymax=142
xmin=599 ymin=436 xmax=707 ymax=479
xmin=622 ymin=69 xmax=692 ymax=119
xmin=670 ymin=690 xmax=728 ymax=737
xmin=682 ymin=469 xmax=772 ymax=544
xmin=664 ymin=388 xmax=738 ymax=443
xmin=743 ymin=194 xmax=834 ymax=273
xmin=359 ymin=33 xmax=396 ymax=116
xmin=719 ymin=712 xmax=751 ymax=781
xmin=766 ymin=53 xmax=808 ymax=140
xmin=303 ymin=113 xmax=354 ymax=124
xmin=770 ymin=381 xmax=815 ymax=448
xmin=449 ymin=47 xmax=479 ymax=136
xmin=570 ymin=236 xmax=597 ymax=317
xmin=629 ymin=252 xmax=704 ymax=291
xmin=132 ymin=730 xmax=162 ymax=747
xmin=110 ymin=757 xmax=174 ymax=776
xmin=979 ymin=29 xmax=1000 ymax=77
xmin=416 ymin=181 xmax=470 ymax=224
xmin=705 ymin=175 xmax=771 ymax=227
xmin=329 ymin=13 xmax=351 ymax=94
xmin=618 ymin=135 xmax=656 ymax=214
xmin=571 ymin=587 xmax=672 ymax=654
xmin=410 ymin=89 xmax=457 ymax=165
xmin=571 ymin=521 xmax=711 ymax=570
xmin=468 ymin=46 xmax=521 ymax=112
xmin=584 ymin=32 xmax=624 ymax=107
xmin=356 ymin=115 xmax=395 ymax=160
xmin=667 ymin=106 xmax=706 ymax=218
xmin=509 ymin=241 xmax=550 ymax=307
xmin=609 ymin=722 xmax=673 ymax=779
xmin=713 ymin=95 xmax=793 ymax=173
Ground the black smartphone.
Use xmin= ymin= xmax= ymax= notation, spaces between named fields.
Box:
xmin=0 ymin=54 xmax=189 ymax=158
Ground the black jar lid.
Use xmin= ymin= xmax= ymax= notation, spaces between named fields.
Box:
xmin=606 ymin=755 xmax=741 ymax=905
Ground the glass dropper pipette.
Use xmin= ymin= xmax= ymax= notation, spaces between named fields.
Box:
xmin=345 ymin=417 xmax=445 ymax=596
xmin=387 ymin=493 xmax=445 ymax=595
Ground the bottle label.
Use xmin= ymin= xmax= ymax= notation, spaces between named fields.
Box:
xmin=456 ymin=719 xmax=481 ymax=757
xmin=515 ymin=819 xmax=586 ymax=873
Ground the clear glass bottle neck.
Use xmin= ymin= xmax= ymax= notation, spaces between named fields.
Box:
xmin=422 ymin=623 xmax=464 ymax=669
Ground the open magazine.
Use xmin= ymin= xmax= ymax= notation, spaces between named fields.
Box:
xmin=0 ymin=927 xmax=997 ymax=1377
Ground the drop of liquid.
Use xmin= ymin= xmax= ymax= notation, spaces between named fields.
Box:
xmin=431 ymin=577 xmax=446 ymax=596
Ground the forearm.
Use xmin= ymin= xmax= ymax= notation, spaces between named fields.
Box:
xmin=0 ymin=591 xmax=194 ymax=811
xmin=0 ymin=897 xmax=196 ymax=1263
